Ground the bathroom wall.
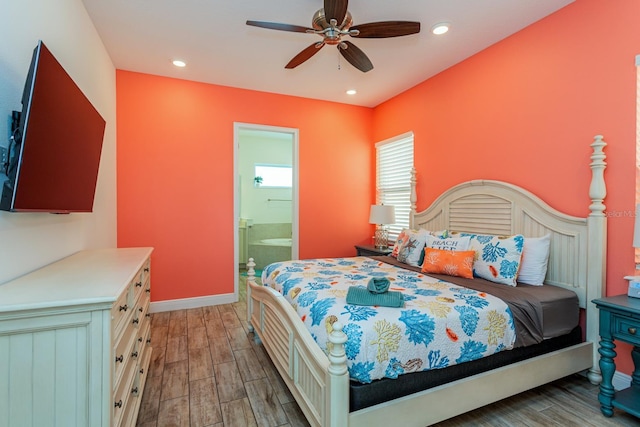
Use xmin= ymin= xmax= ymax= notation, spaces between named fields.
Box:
xmin=238 ymin=130 xmax=293 ymax=224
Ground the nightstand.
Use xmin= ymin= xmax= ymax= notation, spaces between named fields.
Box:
xmin=592 ymin=295 xmax=640 ymax=419
xmin=355 ymin=244 xmax=392 ymax=257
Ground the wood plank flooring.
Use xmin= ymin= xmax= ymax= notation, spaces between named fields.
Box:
xmin=137 ymin=277 xmax=639 ymax=427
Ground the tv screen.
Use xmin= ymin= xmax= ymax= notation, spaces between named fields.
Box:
xmin=0 ymin=40 xmax=106 ymax=213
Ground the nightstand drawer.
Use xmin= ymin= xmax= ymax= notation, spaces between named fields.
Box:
xmin=612 ymin=314 xmax=640 ymax=346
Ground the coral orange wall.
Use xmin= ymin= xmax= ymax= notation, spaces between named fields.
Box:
xmin=373 ymin=0 xmax=639 ymax=372
xmin=117 ymin=72 xmax=374 ymax=302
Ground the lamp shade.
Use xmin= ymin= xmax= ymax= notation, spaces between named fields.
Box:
xmin=369 ymin=204 xmax=395 ymax=225
xmin=634 ymin=204 xmax=640 ymax=248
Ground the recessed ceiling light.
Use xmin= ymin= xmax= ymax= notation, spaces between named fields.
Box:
xmin=172 ymin=60 xmax=186 ymax=67
xmin=431 ymin=23 xmax=450 ymax=35
xmin=346 ymin=89 xmax=357 ymax=95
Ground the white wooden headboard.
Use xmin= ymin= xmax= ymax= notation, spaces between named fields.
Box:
xmin=410 ymin=136 xmax=606 ymax=310
xmin=409 ymin=135 xmax=607 ymax=385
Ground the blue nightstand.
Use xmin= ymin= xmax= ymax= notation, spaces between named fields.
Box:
xmin=592 ymin=295 xmax=640 ymax=419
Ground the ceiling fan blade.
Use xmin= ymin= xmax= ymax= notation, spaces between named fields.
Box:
xmin=338 ymin=41 xmax=373 ymax=73
xmin=351 ymin=21 xmax=421 ymax=38
xmin=246 ymin=20 xmax=313 ymax=33
xmin=324 ymin=0 xmax=348 ymax=25
xmin=285 ymin=43 xmax=325 ymax=69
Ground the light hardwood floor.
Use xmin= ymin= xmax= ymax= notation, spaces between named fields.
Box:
xmin=137 ymin=277 xmax=639 ymax=427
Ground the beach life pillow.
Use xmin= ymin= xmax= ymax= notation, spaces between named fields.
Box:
xmin=459 ymin=232 xmax=525 ymax=286
xmin=421 ymin=248 xmax=475 ymax=279
xmin=518 ymin=234 xmax=551 ymax=286
xmin=425 ymin=234 xmax=471 ymax=252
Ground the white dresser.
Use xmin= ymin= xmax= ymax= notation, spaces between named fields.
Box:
xmin=0 ymin=247 xmax=153 ymax=427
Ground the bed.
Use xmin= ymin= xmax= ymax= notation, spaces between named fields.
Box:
xmin=246 ymin=135 xmax=607 ymax=427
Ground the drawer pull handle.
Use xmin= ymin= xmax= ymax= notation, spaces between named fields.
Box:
xmin=131 ymin=351 xmax=139 ymax=358
xmin=114 ymin=400 xmax=123 ymax=408
xmin=146 ymin=313 xmax=151 ymax=318
xmin=629 ymin=327 xmax=637 ymax=335
xmin=115 ymin=355 xmax=124 ymax=363
xmin=146 ymin=338 xmax=152 ymax=344
xmin=145 ymin=288 xmax=150 ymax=293
xmin=139 ymin=307 xmax=144 ymax=312
xmin=135 ymin=281 xmax=142 ymax=287
xmin=132 ymin=318 xmax=139 ymax=325
xmin=140 ymin=368 xmax=145 ymax=374
xmin=144 ymin=267 xmax=150 ymax=272
xmin=138 ymin=337 xmax=143 ymax=342
xmin=119 ymin=304 xmax=128 ymax=312
xmin=131 ymin=387 xmax=139 ymax=394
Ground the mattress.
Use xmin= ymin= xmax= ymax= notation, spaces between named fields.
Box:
xmin=347 ymin=256 xmax=581 ymax=411
xmin=376 ymin=255 xmax=580 ymax=342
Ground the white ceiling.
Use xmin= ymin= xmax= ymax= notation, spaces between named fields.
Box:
xmin=82 ymin=0 xmax=573 ymax=108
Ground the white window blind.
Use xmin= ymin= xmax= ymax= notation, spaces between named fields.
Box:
xmin=376 ymin=132 xmax=414 ymax=243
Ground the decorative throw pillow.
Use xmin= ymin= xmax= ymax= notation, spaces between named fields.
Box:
xmin=461 ymin=233 xmax=525 ymax=286
xmin=391 ymin=229 xmax=411 ymax=257
xmin=517 ymin=234 xmax=551 ymax=286
xmin=396 ymin=229 xmax=431 ymax=267
xmin=421 ymin=248 xmax=475 ymax=279
xmin=392 ymin=228 xmax=447 ymax=258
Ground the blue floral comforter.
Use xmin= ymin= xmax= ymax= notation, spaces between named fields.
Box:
xmin=261 ymin=257 xmax=516 ymax=384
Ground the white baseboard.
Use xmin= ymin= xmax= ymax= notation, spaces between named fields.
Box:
xmin=150 ymin=293 xmax=237 ymax=313
xmin=613 ymin=370 xmax=632 ymax=391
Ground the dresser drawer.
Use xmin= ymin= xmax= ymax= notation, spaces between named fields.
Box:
xmin=113 ymin=320 xmax=137 ymax=389
xmin=111 ymin=282 xmax=133 ymax=338
xmin=612 ymin=313 xmax=640 ymax=346
xmin=112 ymin=341 xmax=138 ymax=427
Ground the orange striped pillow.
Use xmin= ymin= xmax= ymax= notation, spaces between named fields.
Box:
xmin=421 ymin=248 xmax=475 ymax=279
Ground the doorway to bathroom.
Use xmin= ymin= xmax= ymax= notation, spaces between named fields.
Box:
xmin=233 ymin=123 xmax=299 ymax=300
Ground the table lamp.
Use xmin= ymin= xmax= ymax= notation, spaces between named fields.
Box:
xmin=369 ymin=204 xmax=396 ymax=249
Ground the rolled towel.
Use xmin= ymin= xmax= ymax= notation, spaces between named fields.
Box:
xmin=367 ymin=277 xmax=390 ymax=294
xmin=346 ymin=286 xmax=404 ymax=308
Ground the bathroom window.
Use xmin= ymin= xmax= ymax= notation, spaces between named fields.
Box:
xmin=254 ymin=164 xmax=292 ymax=188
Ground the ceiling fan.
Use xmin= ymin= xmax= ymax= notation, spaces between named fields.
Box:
xmin=246 ymin=0 xmax=420 ymax=73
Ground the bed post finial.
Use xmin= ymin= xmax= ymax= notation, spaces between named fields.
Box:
xmin=586 ymin=135 xmax=607 ymax=385
xmin=247 ymin=258 xmax=256 ymax=281
xmin=246 ymin=258 xmax=256 ymax=333
xmin=589 ymin=135 xmax=607 ymax=216
xmin=410 ymin=167 xmax=417 ymax=227
xmin=327 ymin=322 xmax=349 ymax=426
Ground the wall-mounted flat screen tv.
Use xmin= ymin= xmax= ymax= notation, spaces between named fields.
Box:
xmin=0 ymin=40 xmax=106 ymax=213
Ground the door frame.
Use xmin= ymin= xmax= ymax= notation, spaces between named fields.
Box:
xmin=233 ymin=122 xmax=299 ymax=301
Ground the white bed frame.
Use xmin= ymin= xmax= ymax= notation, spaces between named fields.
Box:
xmin=246 ymin=135 xmax=607 ymax=427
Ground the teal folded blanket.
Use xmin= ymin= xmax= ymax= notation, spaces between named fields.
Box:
xmin=346 ymin=286 xmax=404 ymax=308
xmin=367 ymin=277 xmax=390 ymax=294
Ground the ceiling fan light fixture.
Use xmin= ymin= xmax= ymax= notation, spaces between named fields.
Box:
xmin=346 ymin=89 xmax=357 ymax=95
xmin=172 ymin=59 xmax=187 ymax=67
xmin=431 ymin=22 xmax=450 ymax=35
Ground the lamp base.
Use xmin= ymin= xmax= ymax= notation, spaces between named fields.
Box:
xmin=374 ymin=226 xmax=389 ymax=249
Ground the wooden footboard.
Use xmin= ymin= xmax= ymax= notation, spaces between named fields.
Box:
xmin=246 ymin=259 xmax=593 ymax=427
xmin=246 ymin=259 xmax=349 ymax=427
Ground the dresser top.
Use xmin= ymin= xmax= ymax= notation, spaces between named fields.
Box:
xmin=0 ymin=247 xmax=153 ymax=313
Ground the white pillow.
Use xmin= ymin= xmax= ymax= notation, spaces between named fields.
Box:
xmin=518 ymin=234 xmax=551 ymax=286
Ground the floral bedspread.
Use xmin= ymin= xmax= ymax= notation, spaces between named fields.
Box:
xmin=261 ymin=257 xmax=516 ymax=384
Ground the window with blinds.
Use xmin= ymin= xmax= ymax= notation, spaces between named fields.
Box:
xmin=376 ymin=132 xmax=414 ymax=243
xmin=636 ymin=55 xmax=639 ymax=265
